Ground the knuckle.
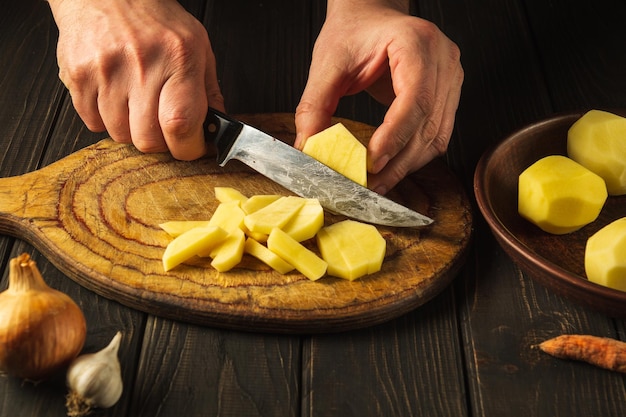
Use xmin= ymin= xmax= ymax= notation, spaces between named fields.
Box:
xmin=162 ymin=114 xmax=195 ymax=138
xmin=430 ymin=132 xmax=450 ymax=156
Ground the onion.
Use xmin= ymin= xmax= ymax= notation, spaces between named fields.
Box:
xmin=0 ymin=253 xmax=87 ymax=381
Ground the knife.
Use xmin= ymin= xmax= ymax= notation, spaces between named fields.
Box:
xmin=203 ymin=108 xmax=433 ymax=227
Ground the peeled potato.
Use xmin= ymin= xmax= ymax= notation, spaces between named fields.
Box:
xmin=302 ymin=123 xmax=367 ymax=186
xmin=518 ymin=155 xmax=607 ymax=234
xmin=162 ymin=226 xmax=227 ymax=271
xmin=281 ymin=199 xmax=324 ymax=242
xmin=316 ymin=220 xmax=386 ymax=280
xmin=267 ymin=227 xmax=328 ymax=281
xmin=243 ymin=196 xmax=306 ymax=235
xmin=585 ymin=217 xmax=626 ymax=292
xmin=568 ymin=110 xmax=626 ymax=195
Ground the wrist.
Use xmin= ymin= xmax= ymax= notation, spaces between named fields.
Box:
xmin=327 ymin=0 xmax=409 ymax=15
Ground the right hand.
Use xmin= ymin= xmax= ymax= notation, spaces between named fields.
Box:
xmin=48 ymin=0 xmax=224 ymax=160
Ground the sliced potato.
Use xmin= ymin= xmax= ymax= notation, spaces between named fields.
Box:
xmin=267 ymin=227 xmax=327 ymax=281
xmin=241 ymin=194 xmax=282 ymax=215
xmin=208 ymin=201 xmax=245 ymax=233
xmin=159 ymin=221 xmax=211 ymax=238
xmin=316 ymin=220 xmax=386 ymax=280
xmin=209 ymin=228 xmax=246 ymax=272
xmin=162 ymin=226 xmax=227 ymax=271
xmin=281 ymin=198 xmax=324 ymax=242
xmin=302 ymin=123 xmax=367 ymax=186
xmin=244 ymin=237 xmax=294 ymax=274
xmin=243 ymin=196 xmax=306 ymax=235
xmin=214 ymin=187 xmax=248 ymax=205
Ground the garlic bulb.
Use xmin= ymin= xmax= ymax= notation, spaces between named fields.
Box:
xmin=0 ymin=253 xmax=86 ymax=380
xmin=66 ymin=331 xmax=123 ymax=417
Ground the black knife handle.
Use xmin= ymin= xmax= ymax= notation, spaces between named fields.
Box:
xmin=204 ymin=108 xmax=244 ymax=165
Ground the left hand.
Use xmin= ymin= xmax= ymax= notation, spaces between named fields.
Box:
xmin=294 ymin=0 xmax=463 ymax=194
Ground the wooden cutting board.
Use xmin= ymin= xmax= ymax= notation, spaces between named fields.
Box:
xmin=0 ymin=114 xmax=472 ymax=333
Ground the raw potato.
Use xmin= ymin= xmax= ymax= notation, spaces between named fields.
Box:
xmin=208 ymin=201 xmax=245 ymax=233
xmin=281 ymin=199 xmax=324 ymax=242
xmin=302 ymin=123 xmax=368 ymax=187
xmin=214 ymin=187 xmax=248 ymax=204
xmin=160 ymin=221 xmax=211 ymax=237
xmin=162 ymin=226 xmax=227 ymax=271
xmin=518 ymin=155 xmax=608 ymax=234
xmin=316 ymin=220 xmax=386 ymax=280
xmin=244 ymin=237 xmax=294 ymax=274
xmin=243 ymin=196 xmax=306 ymax=235
xmin=567 ymin=110 xmax=626 ymax=195
xmin=242 ymin=194 xmax=282 ymax=214
xmin=584 ymin=217 xmax=626 ymax=292
xmin=210 ymin=228 xmax=246 ymax=272
xmin=161 ymin=186 xmax=387 ymax=280
xmin=267 ymin=227 xmax=328 ymax=281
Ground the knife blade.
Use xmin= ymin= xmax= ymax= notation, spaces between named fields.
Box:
xmin=203 ymin=108 xmax=433 ymax=227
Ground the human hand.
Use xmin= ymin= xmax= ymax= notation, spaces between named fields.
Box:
xmin=294 ymin=0 xmax=463 ymax=194
xmin=48 ymin=0 xmax=224 ymax=160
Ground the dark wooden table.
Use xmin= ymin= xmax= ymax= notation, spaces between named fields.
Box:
xmin=1 ymin=0 xmax=625 ymax=416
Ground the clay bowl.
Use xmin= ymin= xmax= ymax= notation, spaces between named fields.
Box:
xmin=474 ymin=110 xmax=626 ymax=317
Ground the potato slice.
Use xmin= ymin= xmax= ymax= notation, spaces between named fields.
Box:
xmin=241 ymin=194 xmax=282 ymax=215
xmin=162 ymin=226 xmax=227 ymax=271
xmin=316 ymin=220 xmax=386 ymax=280
xmin=518 ymin=155 xmax=607 ymax=234
xmin=214 ymin=187 xmax=248 ymax=205
xmin=210 ymin=228 xmax=246 ymax=272
xmin=585 ymin=217 xmax=626 ymax=292
xmin=159 ymin=221 xmax=211 ymax=238
xmin=267 ymin=227 xmax=327 ymax=281
xmin=281 ymin=198 xmax=324 ymax=242
xmin=244 ymin=237 xmax=294 ymax=274
xmin=208 ymin=201 xmax=245 ymax=232
xmin=244 ymin=196 xmax=306 ymax=235
xmin=302 ymin=123 xmax=367 ymax=187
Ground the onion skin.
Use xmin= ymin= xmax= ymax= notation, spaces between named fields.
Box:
xmin=0 ymin=253 xmax=87 ymax=381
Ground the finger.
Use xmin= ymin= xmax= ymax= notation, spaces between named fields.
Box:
xmin=204 ymin=44 xmax=225 ymax=113
xmin=294 ymin=58 xmax=346 ymax=150
xmin=60 ymin=69 xmax=107 ymax=133
xmin=367 ymin=132 xmax=442 ymax=195
xmin=202 ymin=42 xmax=225 ymax=157
xmin=368 ymin=53 xmax=463 ymax=194
xmin=128 ymin=85 xmax=167 ymax=153
xmin=159 ymin=75 xmax=208 ymax=161
xmin=96 ymin=84 xmax=132 ymax=143
xmin=367 ymin=54 xmax=437 ymax=175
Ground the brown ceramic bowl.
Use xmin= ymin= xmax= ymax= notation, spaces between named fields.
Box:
xmin=474 ymin=110 xmax=626 ymax=317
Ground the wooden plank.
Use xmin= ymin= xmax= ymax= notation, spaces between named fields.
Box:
xmin=523 ymin=0 xmax=626 ymax=111
xmin=0 ymin=1 xmax=65 ymax=177
xmin=127 ymin=318 xmax=301 ymax=416
xmin=205 ymin=0 xmax=313 ymax=114
xmin=302 ymin=291 xmax=468 ymax=416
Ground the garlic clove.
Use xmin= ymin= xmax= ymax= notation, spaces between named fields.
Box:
xmin=66 ymin=332 xmax=123 ymax=417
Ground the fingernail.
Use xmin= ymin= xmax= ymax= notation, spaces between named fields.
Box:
xmin=294 ymin=133 xmax=304 ymax=150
